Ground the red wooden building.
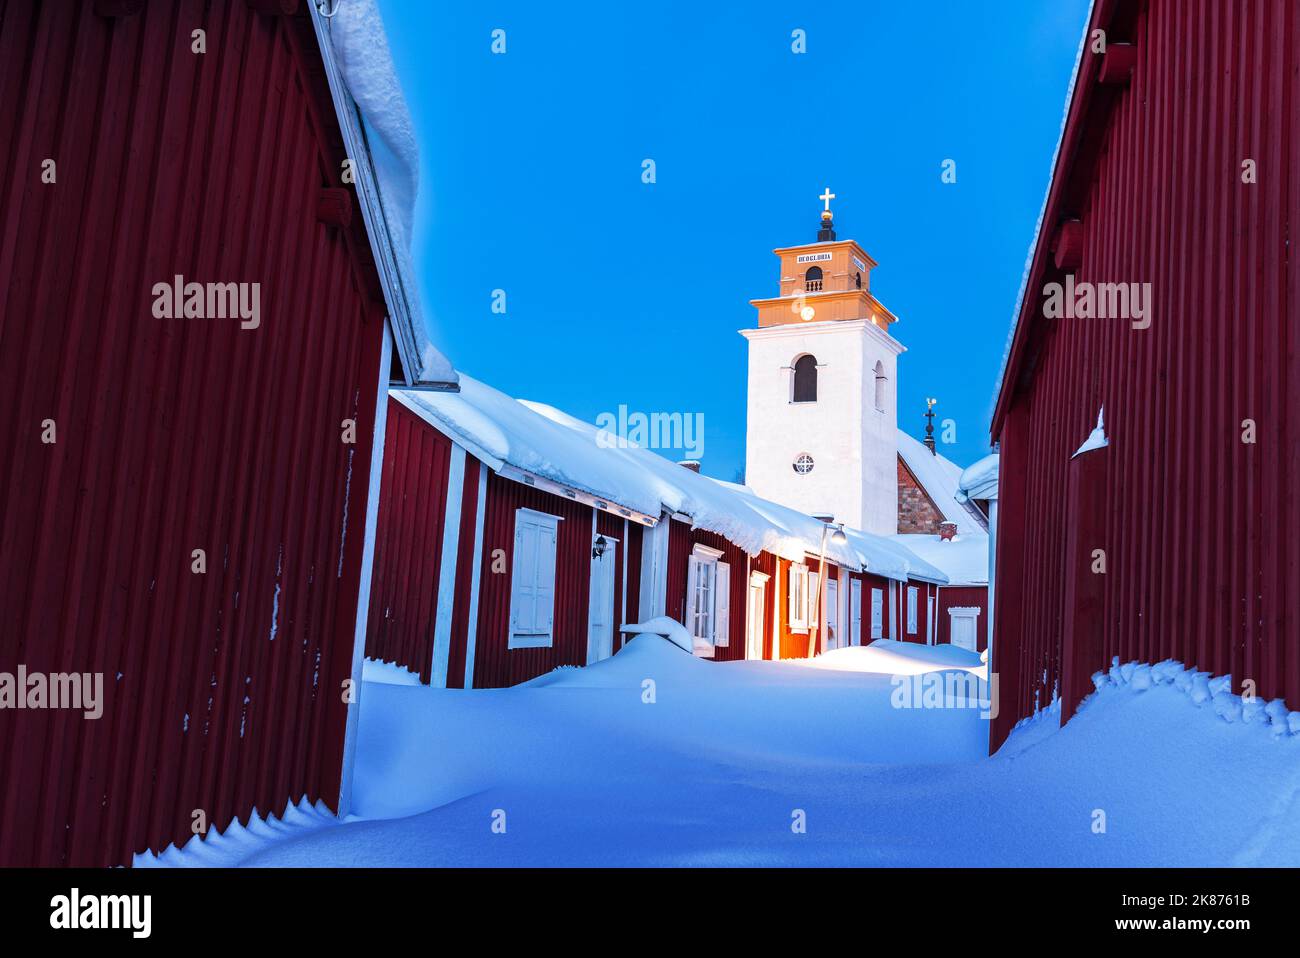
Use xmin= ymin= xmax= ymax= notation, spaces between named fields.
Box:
xmin=989 ymin=0 xmax=1299 ymax=749
xmin=366 ymin=378 xmax=949 ymax=688
xmin=0 ymin=0 xmax=453 ymax=866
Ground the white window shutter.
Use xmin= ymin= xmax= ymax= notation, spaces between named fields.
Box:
xmin=509 ymin=510 xmax=559 ymax=649
xmin=714 ymin=561 xmax=730 ymax=646
xmin=907 ymin=586 xmax=918 ymax=634
xmin=686 ymin=555 xmax=701 ymax=637
xmin=511 ymin=521 xmax=538 ymax=633
xmin=870 ymin=588 xmax=883 ymax=639
xmin=536 ymin=523 xmax=557 ymax=638
xmin=787 ymin=563 xmax=805 ymax=629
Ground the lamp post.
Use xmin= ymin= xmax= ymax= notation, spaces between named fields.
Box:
xmin=809 ymin=519 xmax=848 ymax=657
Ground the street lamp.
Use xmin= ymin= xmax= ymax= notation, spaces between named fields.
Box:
xmin=811 ymin=518 xmax=847 ymax=657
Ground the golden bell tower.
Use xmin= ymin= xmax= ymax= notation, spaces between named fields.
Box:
xmin=749 ymin=189 xmax=900 ymax=330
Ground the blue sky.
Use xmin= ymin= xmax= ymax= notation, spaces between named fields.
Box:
xmin=377 ymin=0 xmax=1090 ymax=481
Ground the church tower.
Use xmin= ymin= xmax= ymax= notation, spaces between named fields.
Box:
xmin=740 ymin=191 xmax=903 ymax=535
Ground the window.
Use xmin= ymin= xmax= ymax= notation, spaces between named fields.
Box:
xmin=874 ymin=361 xmax=887 ymax=412
xmin=804 ymin=265 xmax=823 ymax=292
xmin=792 ymin=354 xmax=818 ymax=403
xmin=509 ymin=508 xmax=559 ymax=648
xmin=808 ymin=572 xmax=819 ymax=628
xmin=792 ymin=453 xmax=815 ymax=475
xmin=907 ymin=586 xmax=919 ymax=635
xmin=855 ymin=270 xmax=862 ymax=290
xmin=788 ymin=562 xmax=810 ymax=631
xmin=686 ymin=544 xmax=729 ymax=652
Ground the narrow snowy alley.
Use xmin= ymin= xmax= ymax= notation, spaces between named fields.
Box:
xmin=137 ymin=637 xmax=1300 ymax=868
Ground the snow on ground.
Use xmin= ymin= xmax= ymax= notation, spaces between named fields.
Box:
xmin=137 ymin=640 xmax=1300 ymax=867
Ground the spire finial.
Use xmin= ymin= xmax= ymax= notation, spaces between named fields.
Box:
xmin=924 ymin=398 xmax=937 ymax=454
xmin=817 ymin=187 xmax=837 ymax=242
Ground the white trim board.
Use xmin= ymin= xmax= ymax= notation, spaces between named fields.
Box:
xmin=337 ymin=321 xmax=392 ymax=818
xmin=430 ymin=445 xmax=466 ymax=687
xmin=462 ymin=463 xmax=489 ymax=689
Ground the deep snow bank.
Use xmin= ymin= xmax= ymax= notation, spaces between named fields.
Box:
xmin=800 ymin=639 xmax=985 ymax=676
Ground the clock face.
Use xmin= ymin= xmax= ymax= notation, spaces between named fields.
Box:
xmin=800 ymin=305 xmax=816 ymax=322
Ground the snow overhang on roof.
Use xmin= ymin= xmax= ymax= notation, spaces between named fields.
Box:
xmin=989 ymin=0 xmax=1100 ymax=437
xmin=956 ymin=453 xmax=999 ymax=504
xmin=394 ymin=375 xmax=943 ymax=579
xmin=309 ymin=0 xmax=458 ymax=390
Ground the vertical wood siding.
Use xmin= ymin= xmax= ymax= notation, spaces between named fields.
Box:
xmin=663 ymin=519 xmax=750 ymax=660
xmin=991 ymin=0 xmax=1299 ymax=748
xmin=365 ymin=399 xmax=452 ymax=683
xmin=0 ymin=1 xmax=387 ymax=865
xmin=471 ymin=472 xmax=595 ymax=687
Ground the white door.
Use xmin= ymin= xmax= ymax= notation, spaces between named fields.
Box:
xmin=927 ymin=596 xmax=936 ymax=645
xmin=850 ymin=579 xmax=862 ymax=646
xmin=586 ymin=535 xmax=618 ymax=664
xmin=870 ymin=588 xmax=883 ymax=639
xmin=746 ymin=574 xmax=767 ymax=660
xmin=825 ymin=578 xmax=839 ymax=649
xmin=949 ymin=608 xmax=979 ymax=651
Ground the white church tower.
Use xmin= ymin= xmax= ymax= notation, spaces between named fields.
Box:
xmin=740 ymin=191 xmax=904 ymax=536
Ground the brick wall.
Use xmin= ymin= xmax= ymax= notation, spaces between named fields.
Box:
xmin=897 ymin=456 xmax=945 ymax=533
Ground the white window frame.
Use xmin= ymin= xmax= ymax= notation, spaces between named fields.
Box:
xmin=788 ymin=562 xmax=810 ymax=632
xmin=825 ymin=576 xmax=839 ymax=647
xmin=508 ymin=507 xmax=560 ymax=649
xmin=906 ymin=585 xmax=919 ymax=635
xmin=850 ymin=578 xmax=863 ymax=646
xmin=686 ymin=544 xmax=727 ymax=653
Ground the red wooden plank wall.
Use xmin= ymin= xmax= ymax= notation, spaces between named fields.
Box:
xmin=935 ymin=585 xmax=989 ymax=651
xmin=470 ymin=472 xmax=595 ymax=687
xmin=0 ymin=1 xmax=387 ymax=864
xmin=365 ymin=398 xmax=452 ymax=683
xmin=663 ymin=519 xmax=750 ymax=660
xmin=991 ymin=0 xmax=1299 ymax=748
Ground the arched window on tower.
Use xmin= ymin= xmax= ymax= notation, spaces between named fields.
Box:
xmin=804 ymin=266 xmax=823 ymax=292
xmin=792 ymin=354 xmax=818 ymax=403
xmin=855 ymin=271 xmax=862 ymax=290
xmin=874 ymin=361 xmax=887 ymax=411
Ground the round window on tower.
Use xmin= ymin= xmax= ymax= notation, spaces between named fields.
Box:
xmin=792 ymin=453 xmax=815 ymax=475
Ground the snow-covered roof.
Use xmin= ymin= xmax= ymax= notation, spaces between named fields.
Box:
xmin=896 ymin=430 xmax=984 ymax=535
xmin=891 ymin=533 xmax=989 ymax=587
xmin=312 ymin=0 xmax=457 ymax=388
xmin=394 ymin=375 xmax=945 ymax=583
xmin=956 ymin=454 xmax=999 ymax=504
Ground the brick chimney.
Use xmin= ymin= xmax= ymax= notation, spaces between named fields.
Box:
xmin=677 ymin=460 xmax=700 ymax=473
xmin=938 ymin=521 xmax=957 ymax=541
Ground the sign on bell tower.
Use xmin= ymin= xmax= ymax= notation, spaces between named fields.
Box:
xmin=739 ymin=192 xmax=905 ymax=535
